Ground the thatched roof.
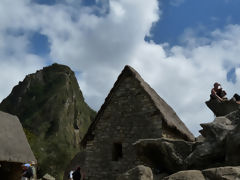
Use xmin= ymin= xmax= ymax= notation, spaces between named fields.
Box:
xmin=81 ymin=65 xmax=195 ymax=146
xmin=0 ymin=111 xmax=36 ymax=163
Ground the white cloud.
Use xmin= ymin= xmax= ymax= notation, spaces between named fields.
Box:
xmin=129 ymin=24 xmax=240 ymax=135
xmin=0 ymin=22 xmax=45 ymax=101
xmin=1 ymin=0 xmax=240 ymax=136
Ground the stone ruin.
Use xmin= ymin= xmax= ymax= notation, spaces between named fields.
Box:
xmin=65 ymin=65 xmax=240 ymax=180
xmin=64 ymin=65 xmax=194 ymax=180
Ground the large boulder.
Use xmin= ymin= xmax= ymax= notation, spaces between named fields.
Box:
xmin=225 ymin=110 xmax=240 ymax=124
xmin=185 ymin=141 xmax=226 ymax=169
xmin=199 ymin=117 xmax=235 ymax=141
xmin=116 ymin=165 xmax=153 ymax=180
xmin=162 ymin=170 xmax=205 ymax=180
xmin=42 ymin=173 xmax=55 ymax=180
xmin=202 ymin=166 xmax=240 ymax=180
xmin=133 ymin=138 xmax=194 ymax=173
xmin=205 ymin=99 xmax=240 ymax=117
xmin=224 ymin=109 xmax=240 ymax=164
xmin=185 ymin=116 xmax=237 ymax=169
xmin=225 ymin=124 xmax=240 ymax=164
xmin=163 ymin=166 xmax=240 ymax=180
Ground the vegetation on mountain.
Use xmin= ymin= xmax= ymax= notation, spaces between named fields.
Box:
xmin=0 ymin=63 xmax=96 ymax=179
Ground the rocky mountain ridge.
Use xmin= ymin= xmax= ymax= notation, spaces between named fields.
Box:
xmin=0 ymin=63 xmax=96 ymax=179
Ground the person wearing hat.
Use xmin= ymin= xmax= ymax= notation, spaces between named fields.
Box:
xmin=210 ymin=82 xmax=227 ymax=101
xmin=22 ymin=163 xmax=33 ymax=180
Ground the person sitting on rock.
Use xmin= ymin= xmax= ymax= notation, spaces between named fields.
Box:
xmin=210 ymin=82 xmax=227 ymax=101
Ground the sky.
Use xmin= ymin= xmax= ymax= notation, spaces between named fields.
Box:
xmin=1 ymin=0 xmax=240 ymax=136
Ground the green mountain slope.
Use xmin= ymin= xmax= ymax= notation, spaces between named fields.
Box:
xmin=0 ymin=63 xmax=96 ymax=179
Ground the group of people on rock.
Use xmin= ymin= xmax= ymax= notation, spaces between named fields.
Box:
xmin=210 ymin=82 xmax=240 ymax=103
xmin=69 ymin=166 xmax=84 ymax=180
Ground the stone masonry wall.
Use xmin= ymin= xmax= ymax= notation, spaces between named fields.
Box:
xmin=84 ymin=76 xmax=164 ymax=180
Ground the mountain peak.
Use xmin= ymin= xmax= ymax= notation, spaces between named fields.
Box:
xmin=0 ymin=63 xmax=96 ymax=179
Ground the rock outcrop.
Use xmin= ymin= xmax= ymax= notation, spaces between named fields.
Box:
xmin=202 ymin=166 xmax=240 ymax=179
xmin=225 ymin=111 xmax=240 ymax=165
xmin=163 ymin=166 xmax=240 ymax=180
xmin=163 ymin=170 xmax=205 ymax=180
xmin=133 ymin=108 xmax=240 ymax=179
xmin=42 ymin=173 xmax=56 ymax=180
xmin=186 ymin=110 xmax=240 ymax=169
xmin=116 ymin=165 xmax=153 ymax=180
xmin=0 ymin=63 xmax=96 ymax=179
xmin=133 ymin=138 xmax=194 ymax=173
xmin=205 ymin=98 xmax=240 ymax=117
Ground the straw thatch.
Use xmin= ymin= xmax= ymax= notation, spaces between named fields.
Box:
xmin=0 ymin=111 xmax=36 ymax=163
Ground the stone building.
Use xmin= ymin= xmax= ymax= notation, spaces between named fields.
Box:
xmin=0 ymin=111 xmax=36 ymax=180
xmin=80 ymin=65 xmax=194 ymax=180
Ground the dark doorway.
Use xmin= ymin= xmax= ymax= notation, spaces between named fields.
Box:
xmin=112 ymin=142 xmax=123 ymax=161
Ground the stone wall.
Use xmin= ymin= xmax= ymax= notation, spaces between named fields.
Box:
xmin=83 ymin=76 xmax=164 ymax=180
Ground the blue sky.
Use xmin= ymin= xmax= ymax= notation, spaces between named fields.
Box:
xmin=150 ymin=0 xmax=240 ymax=45
xmin=1 ymin=0 xmax=240 ymax=135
